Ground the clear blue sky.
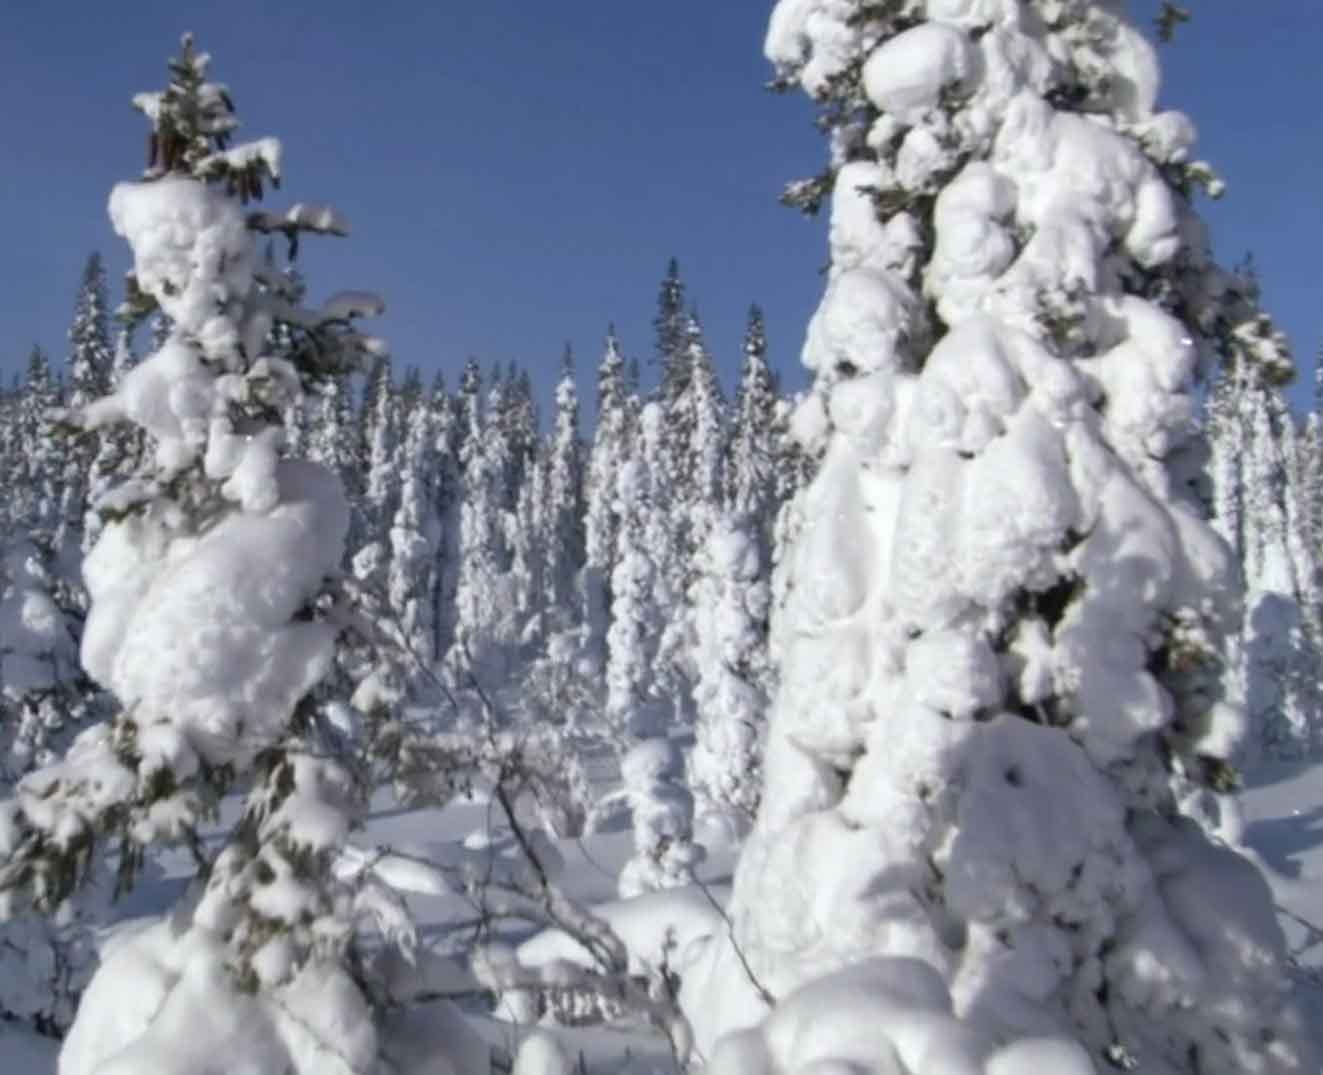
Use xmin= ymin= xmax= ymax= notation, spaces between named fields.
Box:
xmin=2 ymin=2 xmax=1321 ymax=416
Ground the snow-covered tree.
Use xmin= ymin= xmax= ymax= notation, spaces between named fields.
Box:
xmin=83 ymin=326 xmax=141 ymax=554
xmin=684 ymin=5 xmax=1315 ymax=1072
xmin=1208 ymin=364 xmax=1323 ymax=762
xmin=362 ymin=354 xmax=401 ymax=538
xmin=57 ymin=254 xmax=114 ymax=567
xmin=306 ymin=374 xmax=360 ymax=528
xmin=678 ymin=314 xmax=726 ymax=562
xmin=66 ymin=254 xmax=113 ymax=411
xmin=12 ymin=347 xmax=62 ymax=540
xmin=0 ymin=539 xmax=97 ymax=1036
xmin=605 ymin=406 xmax=668 ymax=742
xmin=387 ymin=395 xmax=440 ymax=671
xmin=591 ymin=738 xmax=703 ymax=900
xmin=724 ymin=305 xmax=779 ymax=523
xmin=583 ymin=327 xmax=634 ymax=651
xmin=511 ymin=445 xmax=548 ymax=630
xmin=688 ymin=511 xmax=769 ymax=839
xmin=448 ymin=360 xmax=520 ymax=688
xmin=653 ymin=257 xmax=687 ymax=397
xmin=427 ymin=372 xmax=463 ymax=665
xmin=503 ymin=364 xmax=539 ymax=507
xmin=0 ymin=36 xmax=414 ymax=1075
xmin=544 ymin=346 xmax=586 ymax=617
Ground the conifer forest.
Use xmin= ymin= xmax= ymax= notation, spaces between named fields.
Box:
xmin=3 ymin=5 xmax=1323 ymax=1074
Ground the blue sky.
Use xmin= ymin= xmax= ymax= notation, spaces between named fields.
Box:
xmin=2 ymin=2 xmax=1321 ymax=416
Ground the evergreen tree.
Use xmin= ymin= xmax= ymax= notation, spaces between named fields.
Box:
xmin=448 ymin=360 xmax=519 ymax=686
xmin=387 ymin=394 xmax=440 ymax=675
xmin=362 ymin=353 xmax=400 ymax=536
xmin=1209 ymin=367 xmax=1323 ymax=762
xmin=605 ymin=409 xmax=664 ymax=743
xmin=57 ymin=254 xmax=114 ymax=572
xmin=652 ymin=257 xmax=687 ymax=396
xmin=687 ymin=510 xmax=769 ymax=838
xmin=427 ymin=372 xmax=463 ymax=665
xmin=584 ymin=327 xmax=633 ymax=648
xmin=0 ymin=537 xmax=99 ymax=1035
xmin=679 ymin=313 xmax=726 ymax=562
xmin=354 ymin=355 xmax=400 ymax=589
xmin=83 ymin=326 xmax=141 ymax=554
xmin=0 ymin=36 xmax=404 ymax=1070
xmin=544 ymin=345 xmax=586 ymax=617
xmin=503 ymin=364 xmax=539 ymax=506
xmin=510 ymin=444 xmax=548 ymax=632
xmin=685 ymin=5 xmax=1314 ymax=1071
xmin=13 ymin=347 xmax=61 ymax=540
xmin=66 ymin=253 xmax=113 ymax=410
xmin=724 ymin=304 xmax=778 ymax=523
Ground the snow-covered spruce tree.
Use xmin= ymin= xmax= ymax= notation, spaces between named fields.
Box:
xmin=57 ymin=253 xmax=115 ymax=571
xmin=13 ymin=347 xmax=62 ymax=541
xmin=679 ymin=313 xmax=727 ymax=564
xmin=306 ymin=373 xmax=360 ymax=544
xmin=517 ymin=353 xmax=600 ymax=756
xmin=1298 ymin=359 xmax=1323 ymax=593
xmin=657 ymin=311 xmax=726 ymax=575
xmin=386 ymin=393 xmax=440 ymax=674
xmin=0 ymin=36 xmax=420 ymax=1075
xmin=427 ymin=372 xmax=463 ymax=666
xmin=687 ymin=510 xmax=770 ymax=841
xmin=1209 ymin=365 xmax=1323 ymax=763
xmin=604 ymin=405 xmax=669 ymax=742
xmin=83 ymin=325 xmax=143 ymax=555
xmin=362 ymin=353 xmax=400 ymax=538
xmin=544 ymin=346 xmax=586 ymax=618
xmin=590 ymin=738 xmax=703 ymax=900
xmin=641 ymin=399 xmax=691 ymax=737
xmin=510 ymin=439 xmax=548 ymax=632
xmin=685 ymin=4 xmax=1315 ymax=1072
xmin=503 ymin=364 xmax=540 ymax=507
xmin=447 ymin=359 xmax=522 ymax=691
xmin=583 ymin=328 xmax=633 ymax=642
xmin=1205 ymin=358 xmax=1247 ymax=562
xmin=724 ymin=305 xmax=780 ymax=525
xmin=654 ymin=257 xmax=688 ymax=398
xmin=352 ymin=354 xmax=400 ymax=590
xmin=0 ymin=538 xmax=97 ymax=1037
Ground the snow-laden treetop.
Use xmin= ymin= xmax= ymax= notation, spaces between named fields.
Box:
xmin=0 ymin=33 xmax=385 ymax=922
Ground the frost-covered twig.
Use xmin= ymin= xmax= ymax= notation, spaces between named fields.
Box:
xmin=690 ymin=875 xmax=774 ymax=1008
xmin=459 ymin=642 xmax=693 ymax=1069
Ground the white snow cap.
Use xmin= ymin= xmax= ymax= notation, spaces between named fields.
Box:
xmin=81 ymin=461 xmax=348 ymax=772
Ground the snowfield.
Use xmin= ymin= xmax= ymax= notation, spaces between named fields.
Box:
xmin=1 ymin=760 xmax=1320 ymax=1074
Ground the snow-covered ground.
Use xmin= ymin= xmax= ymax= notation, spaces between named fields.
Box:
xmin=3 ymin=759 xmax=1320 ymax=1075
xmin=1238 ymin=760 xmax=1323 ymax=1038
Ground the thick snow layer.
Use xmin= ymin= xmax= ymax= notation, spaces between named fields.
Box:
xmin=108 ymin=178 xmax=253 ymax=365
xmin=862 ymin=23 xmax=978 ymax=127
xmin=80 ymin=460 xmax=348 ymax=771
xmin=705 ymin=957 xmax=1097 ymax=1075
xmin=517 ymin=885 xmax=721 ymax=981
xmin=59 ymin=917 xmax=378 ymax=1075
xmin=764 ymin=0 xmax=856 ymax=96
